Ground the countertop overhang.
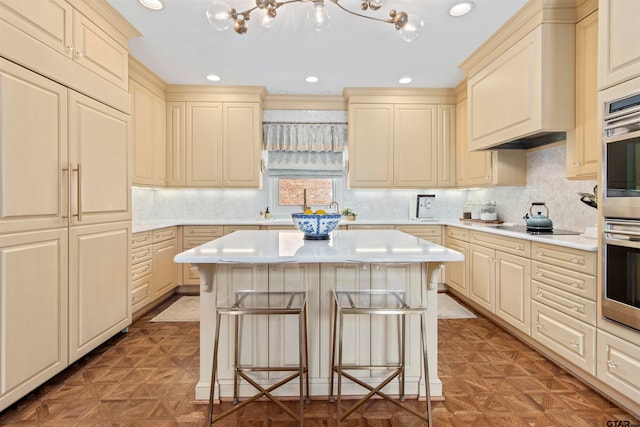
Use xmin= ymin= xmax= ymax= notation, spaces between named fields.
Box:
xmin=174 ymin=229 xmax=465 ymax=264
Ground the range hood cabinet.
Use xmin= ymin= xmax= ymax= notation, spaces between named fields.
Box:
xmin=463 ymin=6 xmax=576 ymax=151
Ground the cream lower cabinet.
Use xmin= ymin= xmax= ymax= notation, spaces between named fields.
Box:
xmin=598 ymin=0 xmax=640 ymax=89
xmin=0 ymin=229 xmax=68 ymax=411
xmin=68 ymin=221 xmax=131 ymax=363
xmin=596 ymin=330 xmax=640 ymax=405
xmin=131 ymin=231 xmax=152 ymax=313
xmin=444 ymin=227 xmax=470 ymax=297
xmin=182 ymin=226 xmax=224 ymax=285
xmin=150 ymin=227 xmax=178 ymax=301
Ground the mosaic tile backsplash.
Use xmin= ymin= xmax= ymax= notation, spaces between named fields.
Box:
xmin=133 ymin=111 xmax=598 ymax=233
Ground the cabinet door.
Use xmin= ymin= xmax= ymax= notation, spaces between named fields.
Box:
xmin=68 ymin=91 xmax=131 ymax=224
xmin=393 ymin=104 xmax=437 ymax=188
xmin=568 ymin=11 xmax=598 ymax=179
xmin=596 ymin=330 xmax=640 ymax=405
xmin=437 ymin=104 xmax=456 ymax=187
xmin=445 ymin=238 xmax=469 ymax=297
xmin=348 ymin=104 xmax=393 ymax=188
xmin=166 ymin=102 xmax=186 ymax=186
xmin=598 ymin=0 xmax=640 ymax=89
xmin=151 ymin=238 xmax=178 ymax=300
xmin=186 ymin=102 xmax=222 ymax=187
xmin=68 ymin=221 xmax=131 ymax=363
xmin=455 ymin=97 xmax=492 ymax=187
xmin=72 ymin=10 xmax=128 ymax=90
xmin=0 ymin=58 xmax=68 ymax=234
xmin=0 ymin=0 xmax=73 ymax=59
xmin=131 ymin=79 xmax=166 ymax=186
xmin=223 ymin=102 xmax=262 ymax=188
xmin=495 ymin=251 xmax=531 ymax=335
xmin=0 ymin=229 xmax=68 ymax=412
xmin=469 ymin=244 xmax=495 ymax=312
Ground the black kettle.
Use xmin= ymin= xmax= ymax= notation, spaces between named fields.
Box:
xmin=523 ymin=202 xmax=553 ymax=231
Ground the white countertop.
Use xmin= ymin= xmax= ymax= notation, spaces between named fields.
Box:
xmin=138 ymin=217 xmax=598 ymax=252
xmin=174 ymin=229 xmax=465 ymax=264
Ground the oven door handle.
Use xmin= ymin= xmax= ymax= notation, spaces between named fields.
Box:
xmin=606 ymin=229 xmax=640 ymax=238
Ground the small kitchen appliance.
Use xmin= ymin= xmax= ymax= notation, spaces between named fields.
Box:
xmin=413 ymin=194 xmax=436 ymax=220
xmin=523 ymin=202 xmax=553 ymax=232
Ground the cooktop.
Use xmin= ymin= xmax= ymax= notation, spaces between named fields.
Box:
xmin=493 ymin=225 xmax=581 ymax=235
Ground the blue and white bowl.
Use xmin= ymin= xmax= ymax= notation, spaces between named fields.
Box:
xmin=291 ymin=213 xmax=342 ymax=239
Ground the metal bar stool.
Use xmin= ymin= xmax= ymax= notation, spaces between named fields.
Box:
xmin=207 ymin=290 xmax=310 ymax=425
xmin=329 ymin=289 xmax=431 ymax=426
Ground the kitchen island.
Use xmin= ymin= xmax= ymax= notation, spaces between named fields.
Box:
xmin=174 ymin=229 xmax=464 ymax=401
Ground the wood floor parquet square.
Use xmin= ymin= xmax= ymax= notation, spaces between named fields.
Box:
xmin=0 ymin=294 xmax=638 ymax=426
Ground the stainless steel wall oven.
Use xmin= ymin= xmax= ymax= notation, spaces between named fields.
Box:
xmin=602 ymin=77 xmax=640 ymax=331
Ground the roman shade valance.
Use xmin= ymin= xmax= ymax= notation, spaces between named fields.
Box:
xmin=263 ymin=122 xmax=347 ymax=176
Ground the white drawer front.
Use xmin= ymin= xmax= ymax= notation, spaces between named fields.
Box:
xmin=532 ymin=281 xmax=596 ymax=325
xmin=531 ymin=301 xmax=596 ymax=374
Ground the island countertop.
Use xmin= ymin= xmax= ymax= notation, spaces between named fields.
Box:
xmin=174 ymin=229 xmax=465 ymax=264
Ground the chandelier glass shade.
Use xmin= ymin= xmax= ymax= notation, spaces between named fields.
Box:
xmin=206 ymin=0 xmax=423 ymax=42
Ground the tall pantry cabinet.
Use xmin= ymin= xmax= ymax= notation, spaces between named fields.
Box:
xmin=0 ymin=0 xmax=137 ymax=412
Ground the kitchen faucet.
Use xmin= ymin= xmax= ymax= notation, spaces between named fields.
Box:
xmin=329 ymin=201 xmax=340 ymax=214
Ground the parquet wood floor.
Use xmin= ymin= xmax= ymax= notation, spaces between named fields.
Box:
xmin=1 ymin=294 xmax=637 ymax=426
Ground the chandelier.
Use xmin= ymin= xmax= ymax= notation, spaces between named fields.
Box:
xmin=206 ymin=0 xmax=424 ymax=42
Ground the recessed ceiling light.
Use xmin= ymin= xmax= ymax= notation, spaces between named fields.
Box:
xmin=399 ymin=77 xmax=412 ymax=84
xmin=449 ymin=1 xmax=474 ymax=17
xmin=206 ymin=74 xmax=221 ymax=82
xmin=139 ymin=0 xmax=164 ymax=11
xmin=305 ymin=76 xmax=319 ymax=83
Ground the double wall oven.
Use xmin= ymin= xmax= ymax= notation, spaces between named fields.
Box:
xmin=601 ymin=76 xmax=640 ymax=331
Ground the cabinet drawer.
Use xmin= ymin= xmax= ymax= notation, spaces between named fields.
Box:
xmin=183 ymin=225 xmax=224 ymax=238
xmin=532 ymin=281 xmax=596 ymax=325
xmin=131 ymin=245 xmax=152 ymax=265
xmin=470 ymin=230 xmax=530 ymax=257
xmin=531 ymin=261 xmax=595 ymax=300
xmin=131 ymin=258 xmax=152 ymax=281
xmin=531 ymin=242 xmax=596 ymax=275
xmin=153 ymin=227 xmax=177 ymax=243
xmin=396 ymin=225 xmax=441 ymax=239
xmin=131 ymin=278 xmax=151 ymax=313
xmin=597 ymin=330 xmax=640 ymax=404
xmin=446 ymin=227 xmax=469 ymax=242
xmin=531 ymin=301 xmax=596 ymax=374
xmin=183 ymin=237 xmax=215 ymax=250
xmin=223 ymin=225 xmax=260 ymax=235
xmin=132 ymin=231 xmax=152 ymax=248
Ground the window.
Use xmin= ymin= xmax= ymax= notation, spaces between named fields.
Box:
xmin=278 ymin=178 xmax=334 ymax=206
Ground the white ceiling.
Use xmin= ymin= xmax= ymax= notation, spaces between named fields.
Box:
xmin=107 ymin=0 xmax=528 ymax=95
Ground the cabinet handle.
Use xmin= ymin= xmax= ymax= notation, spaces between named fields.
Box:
xmin=571 ymin=256 xmax=583 ymax=265
xmin=361 ymin=264 xmax=367 ymax=271
xmin=537 ymin=250 xmax=544 ymax=256
xmin=570 ymin=281 xmax=580 ymax=288
xmin=569 ymin=340 xmax=579 ymax=349
xmin=271 ymin=264 xmax=277 ymax=270
xmin=607 ymin=360 xmax=617 ymax=369
xmin=65 ymin=44 xmax=74 ymax=53
xmin=62 ymin=162 xmax=71 ymax=223
xmin=537 ymin=270 xmax=544 ymax=277
xmin=375 ymin=265 xmax=381 ymax=270
xmin=75 ymin=49 xmax=83 ymax=59
xmin=536 ymin=322 xmax=543 ymax=330
xmin=571 ymin=304 xmax=581 ymax=312
xmin=515 ymin=244 xmax=523 ymax=250
xmin=536 ymin=290 xmax=544 ymax=298
xmin=72 ymin=163 xmax=82 ymax=222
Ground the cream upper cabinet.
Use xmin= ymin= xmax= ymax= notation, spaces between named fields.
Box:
xmin=131 ymin=78 xmax=166 ymax=186
xmin=567 ymin=10 xmax=599 ymax=179
xmin=454 ymin=87 xmax=526 ymax=187
xmin=463 ymin=16 xmax=575 ymax=150
xmin=0 ymin=57 xmax=68 ymax=234
xmin=0 ymin=0 xmax=136 ymax=111
xmin=348 ymin=103 xmax=394 ymax=188
xmin=69 ymin=90 xmax=131 ymax=224
xmin=346 ymin=89 xmax=456 ymax=189
xmin=223 ymin=102 xmax=263 ymax=188
xmin=165 ymin=90 xmax=264 ymax=188
xmin=598 ymin=0 xmax=640 ymax=89
xmin=393 ymin=104 xmax=438 ymax=188
xmin=186 ymin=101 xmax=223 ymax=187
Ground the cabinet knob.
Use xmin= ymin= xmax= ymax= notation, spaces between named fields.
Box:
xmin=607 ymin=360 xmax=618 ymax=369
xmin=536 ymin=290 xmax=544 ymax=298
xmin=537 ymin=250 xmax=544 ymax=256
xmin=537 ymin=270 xmax=544 ymax=277
xmin=570 ymin=281 xmax=580 ymax=288
xmin=571 ymin=256 xmax=583 ymax=265
xmin=571 ymin=304 xmax=580 ymax=312
xmin=536 ymin=322 xmax=543 ymax=330
xmin=569 ymin=340 xmax=579 ymax=349
xmin=374 ymin=265 xmax=381 ymax=270
xmin=361 ymin=264 xmax=367 ymax=271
